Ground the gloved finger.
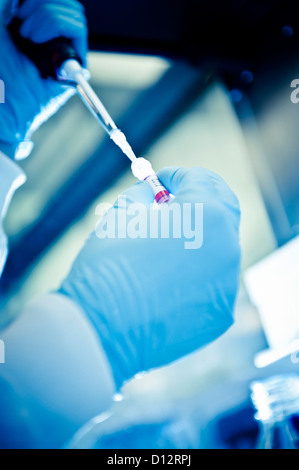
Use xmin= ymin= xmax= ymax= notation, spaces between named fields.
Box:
xmin=113 ymin=180 xmax=155 ymax=210
xmin=70 ymin=33 xmax=88 ymax=68
xmin=158 ymin=166 xmax=227 ymax=198
xmin=20 ymin=8 xmax=84 ymax=41
xmin=18 ymin=0 xmax=85 ymax=19
xmin=19 ymin=5 xmax=88 ymax=64
xmin=158 ymin=166 xmax=240 ymax=214
xmin=156 ymin=166 xmax=188 ymax=196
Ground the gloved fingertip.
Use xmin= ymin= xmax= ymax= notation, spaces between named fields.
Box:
xmin=17 ymin=1 xmax=31 ymax=20
xmin=157 ymin=166 xmax=189 ymax=195
xmin=18 ymin=18 xmax=30 ymax=39
xmin=73 ymin=36 xmax=88 ymax=68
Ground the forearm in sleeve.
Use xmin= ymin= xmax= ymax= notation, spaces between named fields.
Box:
xmin=0 ymin=293 xmax=116 ymax=448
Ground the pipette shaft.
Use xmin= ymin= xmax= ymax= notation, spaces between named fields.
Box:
xmin=59 ymin=59 xmax=170 ymax=204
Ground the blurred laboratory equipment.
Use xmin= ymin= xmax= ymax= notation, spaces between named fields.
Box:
xmin=245 ymin=235 xmax=299 ymax=368
xmin=250 ymin=374 xmax=299 ymax=449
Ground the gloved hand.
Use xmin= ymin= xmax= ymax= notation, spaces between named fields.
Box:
xmin=0 ymin=0 xmax=88 ymax=159
xmin=60 ymin=167 xmax=241 ymax=389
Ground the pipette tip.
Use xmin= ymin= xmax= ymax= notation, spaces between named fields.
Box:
xmin=110 ymin=129 xmax=137 ymax=162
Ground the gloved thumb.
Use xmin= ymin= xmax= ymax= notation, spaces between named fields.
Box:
xmin=158 ymin=166 xmax=241 ymax=219
xmin=157 ymin=166 xmax=226 ymax=201
xmin=157 ymin=166 xmax=188 ymax=197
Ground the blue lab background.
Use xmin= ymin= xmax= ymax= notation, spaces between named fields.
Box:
xmin=1 ymin=0 xmax=299 ymax=449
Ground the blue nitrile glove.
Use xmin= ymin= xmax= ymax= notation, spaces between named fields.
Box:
xmin=0 ymin=0 xmax=88 ymax=159
xmin=60 ymin=167 xmax=241 ymax=390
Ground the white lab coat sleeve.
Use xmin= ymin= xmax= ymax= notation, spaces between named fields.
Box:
xmin=0 ymin=151 xmax=26 ymax=276
xmin=0 ymin=292 xmax=116 ymax=448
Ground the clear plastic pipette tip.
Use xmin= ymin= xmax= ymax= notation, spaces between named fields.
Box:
xmin=109 ymin=129 xmax=137 ymax=162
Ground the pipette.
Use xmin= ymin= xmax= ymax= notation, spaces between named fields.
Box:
xmin=8 ymin=11 xmax=171 ymax=204
xmin=59 ymin=59 xmax=171 ymax=205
